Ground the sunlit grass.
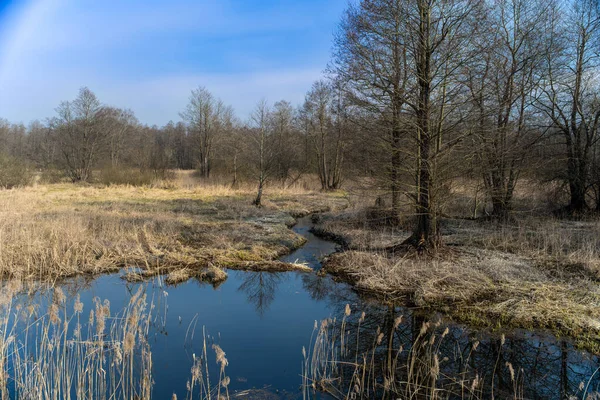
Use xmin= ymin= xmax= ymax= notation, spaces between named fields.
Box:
xmin=0 ymin=172 xmax=346 ymax=282
xmin=313 ymin=201 xmax=600 ymax=352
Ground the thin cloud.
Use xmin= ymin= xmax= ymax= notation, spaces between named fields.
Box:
xmin=0 ymin=68 xmax=323 ymax=125
xmin=0 ymin=0 xmax=346 ymax=124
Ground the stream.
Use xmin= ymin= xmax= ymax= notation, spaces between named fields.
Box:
xmin=6 ymin=217 xmax=600 ymax=399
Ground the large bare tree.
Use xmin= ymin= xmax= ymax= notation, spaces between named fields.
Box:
xmin=539 ymin=0 xmax=600 ymax=213
xmin=466 ymin=0 xmax=551 ymax=219
xmin=180 ymin=87 xmax=232 ymax=179
xmin=333 ymin=0 xmax=479 ymax=247
xmin=52 ymin=87 xmax=106 ymax=182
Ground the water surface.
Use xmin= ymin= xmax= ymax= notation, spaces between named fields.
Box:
xmin=9 ymin=217 xmax=600 ymax=398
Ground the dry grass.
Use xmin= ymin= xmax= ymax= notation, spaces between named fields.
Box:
xmin=316 ymin=207 xmax=600 ymax=351
xmin=0 ymin=172 xmax=347 ymax=283
xmin=450 ymin=217 xmax=600 ymax=274
xmin=443 ymin=178 xmax=558 ymax=217
xmin=312 ymin=209 xmax=409 ymax=250
xmin=325 ymin=250 xmax=600 ymax=345
xmin=163 ymin=264 xmax=228 ymax=286
xmin=0 ymin=279 xmax=237 ymax=399
xmin=0 ymin=282 xmax=154 ymax=399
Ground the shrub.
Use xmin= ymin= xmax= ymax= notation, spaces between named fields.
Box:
xmin=0 ymin=154 xmax=33 ymax=188
xmin=154 ymin=168 xmax=176 ymax=182
xmin=39 ymin=168 xmax=67 ymax=184
xmin=97 ymin=166 xmax=157 ymax=186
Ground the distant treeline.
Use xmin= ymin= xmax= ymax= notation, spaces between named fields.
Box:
xmin=1 ymin=0 xmax=600 ymax=245
xmin=0 ymin=84 xmax=361 ymax=193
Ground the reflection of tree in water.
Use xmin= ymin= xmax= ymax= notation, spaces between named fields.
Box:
xmin=237 ymin=271 xmax=286 ymax=316
xmin=301 ymin=273 xmax=339 ymax=302
xmin=305 ymin=289 xmax=600 ymax=399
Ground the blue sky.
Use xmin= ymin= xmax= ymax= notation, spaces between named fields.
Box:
xmin=0 ymin=0 xmax=347 ymax=125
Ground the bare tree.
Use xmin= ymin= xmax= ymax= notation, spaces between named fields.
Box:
xmin=180 ymin=87 xmax=231 ymax=178
xmin=333 ymin=0 xmax=479 ymax=247
xmin=270 ymin=100 xmax=296 ymax=185
xmin=163 ymin=121 xmax=193 ymax=170
xmin=27 ymin=120 xmax=57 ymax=169
xmin=248 ymin=99 xmax=275 ymax=206
xmin=328 ymin=79 xmax=349 ymax=189
xmin=538 ymin=0 xmax=600 ymax=213
xmin=302 ymin=80 xmax=346 ymax=190
xmin=52 ymin=87 xmax=105 ymax=182
xmin=331 ymin=0 xmax=413 ymax=216
xmin=408 ymin=0 xmax=480 ymax=245
xmin=467 ymin=0 xmax=551 ymax=219
xmin=103 ymin=108 xmax=138 ymax=168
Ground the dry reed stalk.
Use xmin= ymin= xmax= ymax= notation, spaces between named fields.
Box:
xmin=0 ymin=283 xmax=155 ymax=399
xmin=302 ymin=310 xmax=519 ymax=400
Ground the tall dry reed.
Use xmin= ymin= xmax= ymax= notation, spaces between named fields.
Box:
xmin=0 ymin=280 xmax=232 ymax=400
xmin=0 ymin=283 xmax=153 ymax=400
xmin=302 ymin=305 xmax=600 ymax=400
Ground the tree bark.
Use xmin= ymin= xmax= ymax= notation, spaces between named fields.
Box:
xmin=413 ymin=0 xmax=433 ymax=245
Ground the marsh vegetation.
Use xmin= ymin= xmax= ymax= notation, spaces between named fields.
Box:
xmin=1 ymin=0 xmax=600 ymax=397
xmin=1 ymin=218 xmax=599 ymax=399
xmin=314 ymin=192 xmax=600 ymax=352
xmin=0 ymin=172 xmax=346 ymax=282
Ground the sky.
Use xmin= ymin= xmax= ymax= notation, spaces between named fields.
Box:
xmin=0 ymin=0 xmax=347 ymax=126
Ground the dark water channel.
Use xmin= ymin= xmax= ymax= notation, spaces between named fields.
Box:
xmin=8 ymin=217 xmax=600 ymax=399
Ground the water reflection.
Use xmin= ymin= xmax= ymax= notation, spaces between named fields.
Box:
xmin=19 ymin=266 xmax=598 ymax=399
xmin=304 ymin=293 xmax=600 ymax=399
xmin=301 ymin=272 xmax=338 ymax=302
xmin=236 ymin=271 xmax=287 ymax=316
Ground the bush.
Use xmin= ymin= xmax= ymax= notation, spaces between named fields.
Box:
xmin=154 ymin=168 xmax=176 ymax=182
xmin=0 ymin=154 xmax=34 ymax=188
xmin=39 ymin=168 xmax=67 ymax=184
xmin=97 ymin=167 xmax=158 ymax=186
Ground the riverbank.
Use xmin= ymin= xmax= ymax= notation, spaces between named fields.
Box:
xmin=0 ymin=180 xmax=347 ymax=283
xmin=314 ymin=210 xmax=600 ymax=352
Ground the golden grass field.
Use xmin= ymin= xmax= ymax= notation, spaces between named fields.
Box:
xmin=0 ymin=171 xmax=348 ymax=284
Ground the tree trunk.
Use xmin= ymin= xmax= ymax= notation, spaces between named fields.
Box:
xmin=391 ymin=124 xmax=402 ymax=224
xmin=231 ymin=153 xmax=238 ymax=188
xmin=487 ymin=169 xmax=515 ymax=221
xmin=413 ymin=0 xmax=433 ymax=247
xmin=566 ymin=134 xmax=588 ymax=213
xmin=569 ymin=179 xmax=587 ymax=212
xmin=491 ymin=194 xmax=511 ymax=221
xmin=253 ymin=178 xmax=264 ymax=207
